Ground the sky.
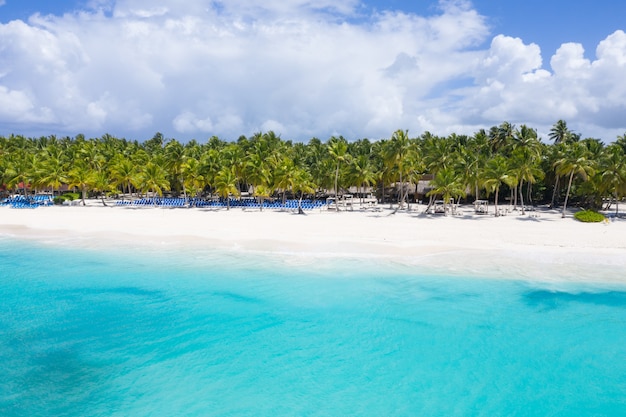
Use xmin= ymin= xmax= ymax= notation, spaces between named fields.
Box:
xmin=1 ymin=0 xmax=625 ymax=143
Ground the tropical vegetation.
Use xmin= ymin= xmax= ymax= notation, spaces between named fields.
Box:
xmin=1 ymin=122 xmax=625 ymax=216
xmin=573 ymin=210 xmax=606 ymax=223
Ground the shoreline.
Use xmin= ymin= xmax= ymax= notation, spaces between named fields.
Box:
xmin=1 ymin=203 xmax=625 ymax=285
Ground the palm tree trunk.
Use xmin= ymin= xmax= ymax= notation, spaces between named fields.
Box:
xmin=398 ymin=171 xmax=403 ymax=207
xmin=359 ymin=184 xmax=363 ymax=207
xmin=519 ymin=180 xmax=526 ymax=215
xmin=403 ymin=184 xmax=411 ymax=211
xmin=562 ymin=171 xmax=575 ymax=218
xmin=494 ymin=188 xmax=499 ymax=217
xmin=551 ymin=176 xmax=560 ymax=208
xmin=181 ymin=177 xmax=188 ymax=201
xmin=334 ymin=165 xmax=339 ymax=212
xmin=425 ymin=194 xmax=434 ymax=213
xmin=298 ymin=191 xmax=305 ymax=215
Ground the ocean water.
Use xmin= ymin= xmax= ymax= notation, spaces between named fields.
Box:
xmin=1 ymin=237 xmax=625 ymax=417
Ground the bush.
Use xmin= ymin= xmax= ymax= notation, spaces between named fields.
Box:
xmin=574 ymin=210 xmax=606 ymax=223
xmin=53 ymin=193 xmax=81 ymax=205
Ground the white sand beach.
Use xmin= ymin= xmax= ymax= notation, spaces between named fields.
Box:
xmin=1 ymin=203 xmax=625 ymax=283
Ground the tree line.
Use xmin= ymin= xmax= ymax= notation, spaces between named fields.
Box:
xmin=1 ymin=120 xmax=625 ymax=215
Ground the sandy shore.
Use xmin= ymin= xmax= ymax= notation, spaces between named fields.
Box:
xmin=1 ymin=202 xmax=625 ymax=283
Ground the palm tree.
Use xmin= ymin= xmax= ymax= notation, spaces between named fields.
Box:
xmin=273 ymin=156 xmax=297 ymax=206
xmin=482 ymin=155 xmax=513 ymax=217
xmin=109 ymin=156 xmax=137 ymax=199
xmin=600 ymin=145 xmax=626 ymax=216
xmin=252 ymin=184 xmax=272 ymax=211
xmin=181 ymin=157 xmax=206 ymax=204
xmin=348 ymin=154 xmax=378 ymax=206
xmin=3 ymin=150 xmax=32 ymax=197
xmin=67 ymin=162 xmax=95 ymax=205
xmin=554 ymin=142 xmax=595 ymax=218
xmin=214 ymin=167 xmax=239 ymax=210
xmin=245 ymin=153 xmax=273 ymax=210
xmin=615 ymin=132 xmax=626 ymax=153
xmin=422 ymin=134 xmax=456 ymax=175
xmin=91 ymin=169 xmax=115 ymax=206
xmin=35 ymin=155 xmax=68 ymax=198
xmin=511 ymin=124 xmax=540 ymax=152
xmin=421 ymin=135 xmax=458 ymax=210
xmin=164 ymin=139 xmax=188 ymax=199
xmin=461 ymin=130 xmax=492 ymax=201
xmin=455 ymin=146 xmax=482 ymax=203
xmin=510 ymin=147 xmax=544 ymax=214
xmin=384 ymin=129 xmax=412 ymax=208
xmin=221 ymin=143 xmax=246 ymax=195
xmin=0 ymin=152 xmax=6 ymax=188
xmin=144 ymin=132 xmax=165 ymax=155
xmin=549 ymin=120 xmax=572 ymax=145
xmin=292 ymin=168 xmax=317 ymax=214
xmin=327 ymin=136 xmax=350 ymax=211
xmin=137 ymin=161 xmax=170 ymax=201
xmin=403 ymin=150 xmax=424 ymax=209
xmin=426 ymin=167 xmax=466 ymax=215
xmin=76 ymin=140 xmax=107 ymax=172
xmin=489 ymin=121 xmax=514 ymax=153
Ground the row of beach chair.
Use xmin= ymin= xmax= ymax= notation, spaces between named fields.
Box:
xmin=116 ymin=198 xmax=188 ymax=207
xmin=115 ymin=198 xmax=327 ymax=210
xmin=0 ymin=195 xmax=52 ymax=209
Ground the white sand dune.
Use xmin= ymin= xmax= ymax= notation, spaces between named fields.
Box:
xmin=1 ymin=203 xmax=625 ymax=283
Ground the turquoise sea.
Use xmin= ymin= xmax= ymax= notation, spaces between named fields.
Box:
xmin=1 ymin=236 xmax=625 ymax=416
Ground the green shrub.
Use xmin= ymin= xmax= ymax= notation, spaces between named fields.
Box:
xmin=53 ymin=193 xmax=81 ymax=205
xmin=574 ymin=210 xmax=606 ymax=223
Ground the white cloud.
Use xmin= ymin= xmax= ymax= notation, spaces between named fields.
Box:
xmin=550 ymin=43 xmax=591 ymax=79
xmin=0 ymin=0 xmax=624 ymax=142
xmin=0 ymin=86 xmax=35 ymax=118
xmin=173 ymin=111 xmax=213 ymax=133
xmin=451 ymin=30 xmax=626 ymax=140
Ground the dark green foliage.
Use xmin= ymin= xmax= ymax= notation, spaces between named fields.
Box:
xmin=1 ymin=123 xmax=625 ymax=209
xmin=53 ymin=192 xmax=80 ymax=205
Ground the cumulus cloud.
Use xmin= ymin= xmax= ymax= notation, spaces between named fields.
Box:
xmin=173 ymin=111 xmax=213 ymax=133
xmin=451 ymin=29 xmax=626 ymax=140
xmin=0 ymin=0 xmax=624 ymax=141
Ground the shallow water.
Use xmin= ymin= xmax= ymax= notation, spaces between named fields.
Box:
xmin=1 ymin=237 xmax=625 ymax=416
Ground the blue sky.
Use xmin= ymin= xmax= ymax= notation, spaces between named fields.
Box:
xmin=1 ymin=0 xmax=625 ymax=142
xmin=4 ymin=0 xmax=623 ymax=59
xmin=379 ymin=0 xmax=626 ymax=56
